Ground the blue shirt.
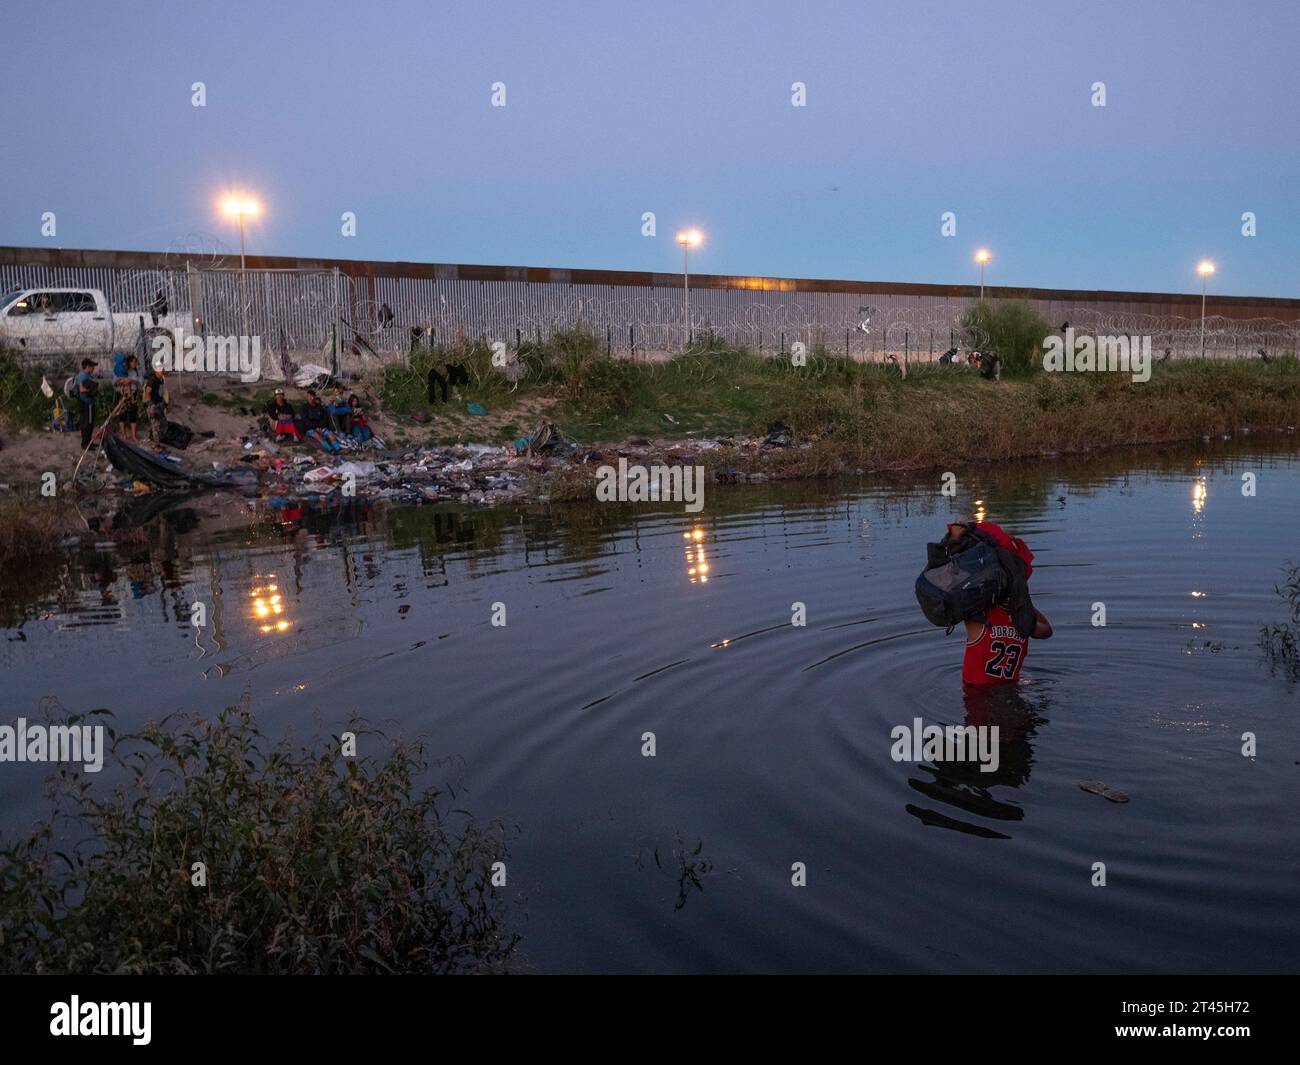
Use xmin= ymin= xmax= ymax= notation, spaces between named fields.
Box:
xmin=75 ymin=370 xmax=96 ymax=401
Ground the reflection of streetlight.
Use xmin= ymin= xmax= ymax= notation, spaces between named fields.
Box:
xmin=676 ymin=229 xmax=703 ymax=345
xmin=250 ymin=578 xmax=291 ymax=635
xmin=975 ymin=249 xmax=991 ymax=302
xmin=1192 ymin=478 xmax=1207 ymax=514
xmin=683 ymin=526 xmax=709 ymax=583
xmin=1197 ymin=260 xmax=1215 ymax=359
xmin=223 ymin=195 xmax=260 ymax=339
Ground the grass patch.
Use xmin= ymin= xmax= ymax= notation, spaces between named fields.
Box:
xmin=0 ymin=702 xmax=520 ymax=974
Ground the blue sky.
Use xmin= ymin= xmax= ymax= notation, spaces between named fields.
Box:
xmin=4 ymin=0 xmax=1297 ymax=296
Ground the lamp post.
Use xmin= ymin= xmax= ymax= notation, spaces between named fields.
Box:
xmin=975 ymin=248 xmax=991 ymax=301
xmin=676 ymin=229 xmax=702 ymax=346
xmin=223 ymin=195 xmax=260 ymax=339
xmin=1197 ymin=260 xmax=1215 ymax=359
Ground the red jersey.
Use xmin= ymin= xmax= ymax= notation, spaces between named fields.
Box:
xmin=962 ymin=605 xmax=1028 ymax=685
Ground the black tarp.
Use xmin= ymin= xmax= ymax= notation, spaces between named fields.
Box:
xmin=102 ymin=432 xmax=257 ymax=492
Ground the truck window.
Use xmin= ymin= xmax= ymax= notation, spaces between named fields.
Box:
xmin=46 ymin=292 xmax=97 ymax=313
xmin=9 ymin=292 xmax=56 ymax=314
xmin=64 ymin=292 xmax=98 ymax=312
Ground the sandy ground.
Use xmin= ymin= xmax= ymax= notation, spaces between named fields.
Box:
xmin=0 ymin=374 xmax=570 ymax=497
xmin=1 ymin=378 xmax=396 ymax=490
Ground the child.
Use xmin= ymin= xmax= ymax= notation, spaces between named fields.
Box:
xmin=326 ymin=387 xmax=353 ymax=433
xmin=349 ymin=398 xmax=373 ymax=443
xmin=943 ymin=522 xmax=1052 ymax=685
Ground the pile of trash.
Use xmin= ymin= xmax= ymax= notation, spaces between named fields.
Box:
xmin=94 ymin=416 xmax=813 ymax=512
xmin=250 ymin=419 xmax=581 ymax=506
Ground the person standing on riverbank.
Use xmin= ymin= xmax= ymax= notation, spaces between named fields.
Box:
xmin=115 ymin=354 xmax=143 ymax=442
xmin=144 ymin=365 xmax=167 ymax=446
xmin=76 ymin=359 xmax=99 ymax=450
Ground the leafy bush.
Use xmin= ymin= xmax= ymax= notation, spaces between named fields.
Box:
xmin=0 ymin=702 xmax=520 ymax=974
xmin=0 ymin=349 xmax=60 ymax=430
xmin=958 ymin=299 xmax=1053 ymax=377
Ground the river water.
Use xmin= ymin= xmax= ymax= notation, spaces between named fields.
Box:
xmin=2 ymin=438 xmax=1298 ymax=973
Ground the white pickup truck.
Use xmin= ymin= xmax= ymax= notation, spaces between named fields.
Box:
xmin=0 ymin=286 xmax=187 ymax=361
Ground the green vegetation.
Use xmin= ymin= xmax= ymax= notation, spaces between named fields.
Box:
xmin=0 ymin=703 xmax=520 ymax=974
xmin=0 ymin=350 xmax=60 ymax=430
xmin=376 ymin=325 xmax=1299 ymax=474
xmin=1260 ymin=563 xmax=1300 ymax=681
xmin=958 ymin=299 xmax=1055 ymax=377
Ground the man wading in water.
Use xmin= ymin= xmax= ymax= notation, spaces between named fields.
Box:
xmin=944 ymin=522 xmax=1053 ymax=685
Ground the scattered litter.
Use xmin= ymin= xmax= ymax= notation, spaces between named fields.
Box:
xmin=334 ymin=460 xmax=377 ymax=480
xmin=763 ymin=421 xmax=793 ymax=448
xmin=466 ymin=402 xmax=488 ymax=416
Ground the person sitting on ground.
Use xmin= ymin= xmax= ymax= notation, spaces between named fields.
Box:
xmin=264 ymin=388 xmax=301 ymax=442
xmin=301 ymin=390 xmax=342 ymax=453
xmin=942 ymin=522 xmax=1051 ymax=685
xmin=143 ymin=365 xmax=168 ymax=447
xmin=326 ymin=387 xmax=353 ymax=434
xmin=978 ymin=351 xmax=1001 ymax=381
xmin=114 ymin=354 xmax=143 ymax=441
xmin=350 ymin=399 xmax=373 ymax=443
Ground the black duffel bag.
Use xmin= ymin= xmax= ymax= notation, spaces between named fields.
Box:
xmin=915 ymin=539 xmax=1007 ymax=631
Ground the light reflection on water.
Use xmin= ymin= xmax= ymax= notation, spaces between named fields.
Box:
xmin=2 ymin=439 xmax=1299 ymax=973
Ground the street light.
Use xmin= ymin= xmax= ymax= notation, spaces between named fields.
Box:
xmin=222 ymin=196 xmax=259 ymax=269
xmin=676 ymin=229 xmax=702 ymax=345
xmin=222 ymin=195 xmax=260 ymax=339
xmin=975 ymin=248 xmax=991 ymax=302
xmin=1197 ymin=259 xmax=1215 ymax=359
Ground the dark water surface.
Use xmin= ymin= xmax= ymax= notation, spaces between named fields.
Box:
xmin=3 ymin=439 xmax=1298 ymax=973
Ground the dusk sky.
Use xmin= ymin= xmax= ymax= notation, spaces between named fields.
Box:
xmin=5 ymin=0 xmax=1298 ymax=296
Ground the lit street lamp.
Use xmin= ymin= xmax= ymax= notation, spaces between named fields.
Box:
xmin=677 ymin=229 xmax=702 ymax=345
xmin=975 ymin=248 xmax=991 ymax=301
xmin=223 ymin=195 xmax=260 ymax=339
xmin=1197 ymin=259 xmax=1215 ymax=359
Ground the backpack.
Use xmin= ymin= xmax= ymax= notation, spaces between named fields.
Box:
xmin=915 ymin=539 xmax=1008 ymax=631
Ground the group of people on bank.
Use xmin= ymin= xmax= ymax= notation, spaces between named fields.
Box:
xmin=261 ymin=387 xmax=373 ymax=453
